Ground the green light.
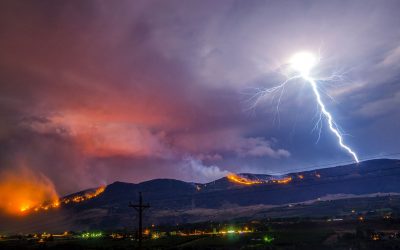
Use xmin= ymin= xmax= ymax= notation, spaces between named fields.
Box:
xmin=264 ymin=235 xmax=274 ymax=243
xmin=81 ymin=232 xmax=102 ymax=238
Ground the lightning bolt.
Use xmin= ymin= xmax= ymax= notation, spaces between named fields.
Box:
xmin=250 ymin=52 xmax=359 ymax=163
xmin=305 ymin=76 xmax=359 ymax=163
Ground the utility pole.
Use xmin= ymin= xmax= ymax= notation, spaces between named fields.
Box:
xmin=129 ymin=192 xmax=150 ymax=249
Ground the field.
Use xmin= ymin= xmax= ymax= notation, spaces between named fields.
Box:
xmin=2 ymin=218 xmax=400 ymax=250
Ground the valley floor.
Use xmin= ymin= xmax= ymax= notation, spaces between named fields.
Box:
xmin=2 ymin=218 xmax=400 ymax=250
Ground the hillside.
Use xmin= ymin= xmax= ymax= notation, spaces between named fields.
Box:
xmin=1 ymin=159 xmax=400 ymax=233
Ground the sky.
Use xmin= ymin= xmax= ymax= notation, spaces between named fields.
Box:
xmin=0 ymin=0 xmax=399 ymax=195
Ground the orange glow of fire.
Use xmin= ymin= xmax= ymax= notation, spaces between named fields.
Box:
xmin=24 ymin=186 xmax=106 ymax=214
xmin=0 ymin=164 xmax=106 ymax=216
xmin=275 ymin=176 xmax=292 ymax=184
xmin=226 ymin=174 xmax=263 ymax=185
xmin=61 ymin=186 xmax=106 ymax=204
xmin=227 ymin=173 xmax=294 ymax=186
xmin=0 ymin=168 xmax=59 ymax=216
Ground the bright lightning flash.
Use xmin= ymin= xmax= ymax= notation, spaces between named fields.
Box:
xmin=289 ymin=52 xmax=317 ymax=78
xmin=253 ymin=52 xmax=359 ymax=163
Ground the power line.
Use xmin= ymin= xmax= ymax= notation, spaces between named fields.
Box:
xmin=10 ymin=166 xmax=400 ymax=234
xmin=8 ymin=157 xmax=400 ymax=233
xmin=129 ymin=192 xmax=150 ymax=249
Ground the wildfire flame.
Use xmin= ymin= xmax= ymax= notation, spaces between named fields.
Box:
xmin=61 ymin=186 xmax=106 ymax=204
xmin=26 ymin=186 xmax=106 ymax=214
xmin=226 ymin=173 xmax=263 ymax=185
xmin=0 ymin=166 xmax=106 ymax=215
xmin=226 ymin=173 xmax=293 ymax=185
xmin=0 ymin=168 xmax=59 ymax=215
xmin=273 ymin=176 xmax=292 ymax=184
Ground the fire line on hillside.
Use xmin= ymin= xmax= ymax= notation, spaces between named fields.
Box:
xmin=20 ymin=186 xmax=106 ymax=215
xmin=226 ymin=173 xmax=306 ymax=185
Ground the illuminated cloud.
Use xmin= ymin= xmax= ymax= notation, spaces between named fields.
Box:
xmin=0 ymin=1 xmax=399 ymax=193
xmin=174 ymin=129 xmax=290 ymax=159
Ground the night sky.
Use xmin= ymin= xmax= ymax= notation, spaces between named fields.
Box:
xmin=0 ymin=0 xmax=399 ymax=195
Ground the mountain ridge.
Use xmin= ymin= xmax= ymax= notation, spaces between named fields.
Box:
xmin=2 ymin=158 xmax=400 ymax=233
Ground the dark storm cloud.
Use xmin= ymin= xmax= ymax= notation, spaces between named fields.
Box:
xmin=0 ymin=0 xmax=399 ymax=194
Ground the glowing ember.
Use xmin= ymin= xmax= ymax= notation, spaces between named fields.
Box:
xmin=61 ymin=186 xmax=106 ymax=205
xmin=227 ymin=173 xmax=293 ymax=185
xmin=226 ymin=173 xmax=263 ymax=185
xmin=274 ymin=176 xmax=292 ymax=184
xmin=21 ymin=186 xmax=106 ymax=215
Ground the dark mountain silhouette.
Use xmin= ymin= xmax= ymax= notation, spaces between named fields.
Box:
xmin=2 ymin=159 xmax=400 ymax=232
xmin=87 ymin=159 xmax=400 ymax=210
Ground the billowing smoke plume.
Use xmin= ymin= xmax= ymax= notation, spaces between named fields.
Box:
xmin=0 ymin=166 xmax=58 ymax=215
xmin=181 ymin=157 xmax=228 ymax=183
